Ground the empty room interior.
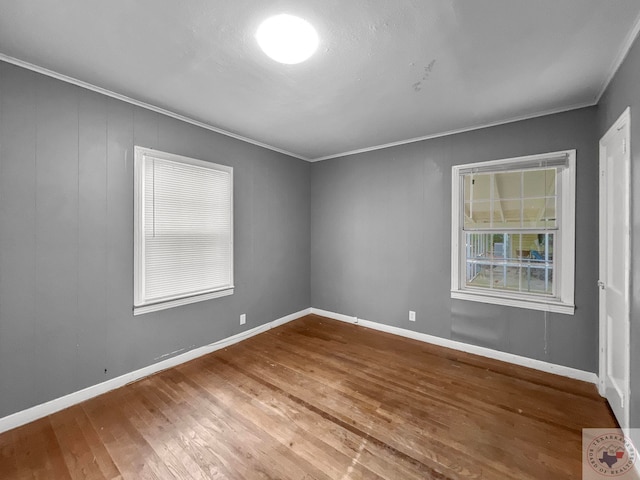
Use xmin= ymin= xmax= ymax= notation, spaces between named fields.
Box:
xmin=1 ymin=1 xmax=640 ymax=479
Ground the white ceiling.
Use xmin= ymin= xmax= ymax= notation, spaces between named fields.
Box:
xmin=1 ymin=1 xmax=640 ymax=161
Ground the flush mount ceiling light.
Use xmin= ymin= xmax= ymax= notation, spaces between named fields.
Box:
xmin=256 ymin=14 xmax=319 ymax=64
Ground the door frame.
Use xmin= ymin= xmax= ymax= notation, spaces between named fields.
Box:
xmin=598 ymin=106 xmax=631 ymax=429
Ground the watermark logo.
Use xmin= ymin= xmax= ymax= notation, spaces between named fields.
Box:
xmin=583 ymin=429 xmax=639 ymax=479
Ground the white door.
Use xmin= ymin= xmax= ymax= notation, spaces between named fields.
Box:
xmin=599 ymin=107 xmax=631 ymax=429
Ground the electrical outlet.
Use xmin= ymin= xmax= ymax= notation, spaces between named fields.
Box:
xmin=240 ymin=313 xmax=246 ymax=325
xmin=409 ymin=311 xmax=416 ymax=322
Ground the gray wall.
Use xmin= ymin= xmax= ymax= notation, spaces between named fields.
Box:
xmin=3 ymin=38 xmax=633 ymax=422
xmin=0 ymin=61 xmax=311 ymax=418
xmin=311 ymin=107 xmax=599 ymax=373
xmin=598 ymin=33 xmax=640 ymax=431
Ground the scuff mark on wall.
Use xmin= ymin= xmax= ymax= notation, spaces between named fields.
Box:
xmin=154 ymin=346 xmax=191 ymax=361
xmin=412 ymin=59 xmax=437 ymax=92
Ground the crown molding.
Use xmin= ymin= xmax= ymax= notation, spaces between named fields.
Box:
xmin=4 ymin=27 xmax=637 ymax=165
xmin=310 ymin=101 xmax=596 ymax=162
xmin=595 ymin=9 xmax=640 ymax=103
xmin=0 ymin=54 xmax=311 ymax=162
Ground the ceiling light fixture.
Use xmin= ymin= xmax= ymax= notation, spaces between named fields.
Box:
xmin=256 ymin=14 xmax=318 ymax=64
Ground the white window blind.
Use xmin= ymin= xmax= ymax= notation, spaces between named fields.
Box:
xmin=134 ymin=147 xmax=233 ymax=315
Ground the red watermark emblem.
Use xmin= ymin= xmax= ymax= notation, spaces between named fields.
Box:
xmin=584 ymin=429 xmax=638 ymax=478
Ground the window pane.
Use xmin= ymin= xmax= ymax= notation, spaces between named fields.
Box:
xmin=464 ymin=175 xmax=471 ymax=203
xmin=464 ymin=173 xmax=491 ymax=202
xmin=523 ymin=168 xmax=556 ymax=198
xmin=500 ymin=199 xmax=522 ymax=227
xmin=543 ymin=197 xmax=557 ymax=228
xmin=465 ymin=232 xmax=554 ymax=295
xmin=464 ymin=200 xmax=491 ymax=228
xmin=464 ymin=167 xmax=558 ymax=230
xmin=522 ymin=197 xmax=546 ymax=228
xmin=494 ymin=171 xmax=521 ymax=199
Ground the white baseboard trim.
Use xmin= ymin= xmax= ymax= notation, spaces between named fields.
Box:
xmin=1 ymin=306 xmax=599 ymax=435
xmin=310 ymin=308 xmax=598 ymax=385
xmin=0 ymin=308 xmax=311 ymax=434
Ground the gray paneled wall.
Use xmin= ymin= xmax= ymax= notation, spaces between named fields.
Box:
xmin=0 ymin=61 xmax=311 ymax=418
xmin=311 ymin=107 xmax=599 ymax=373
xmin=597 ymin=33 xmax=640 ymax=431
xmin=2 ymin=47 xmax=631 ymax=424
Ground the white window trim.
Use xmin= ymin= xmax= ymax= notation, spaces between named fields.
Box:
xmin=133 ymin=146 xmax=234 ymax=315
xmin=451 ymin=150 xmax=576 ymax=315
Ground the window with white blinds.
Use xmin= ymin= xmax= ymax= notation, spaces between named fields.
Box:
xmin=134 ymin=147 xmax=233 ymax=315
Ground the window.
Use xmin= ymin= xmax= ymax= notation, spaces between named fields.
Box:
xmin=134 ymin=147 xmax=233 ymax=315
xmin=451 ymin=150 xmax=575 ymax=314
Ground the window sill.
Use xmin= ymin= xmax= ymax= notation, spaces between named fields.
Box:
xmin=134 ymin=287 xmax=234 ymax=316
xmin=451 ymin=289 xmax=574 ymax=315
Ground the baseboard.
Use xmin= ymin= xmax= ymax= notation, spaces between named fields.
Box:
xmin=0 ymin=306 xmax=599 ymax=435
xmin=0 ymin=308 xmax=311 ymax=434
xmin=310 ymin=308 xmax=598 ymax=385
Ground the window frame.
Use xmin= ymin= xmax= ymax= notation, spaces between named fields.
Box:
xmin=133 ymin=146 xmax=234 ymax=315
xmin=450 ymin=150 xmax=576 ymax=315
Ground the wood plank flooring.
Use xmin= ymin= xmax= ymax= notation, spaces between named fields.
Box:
xmin=0 ymin=314 xmax=617 ymax=479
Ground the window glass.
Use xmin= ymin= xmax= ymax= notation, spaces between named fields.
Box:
xmin=464 ymin=232 xmax=554 ymax=295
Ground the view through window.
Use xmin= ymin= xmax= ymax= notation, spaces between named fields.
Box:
xmin=463 ymin=168 xmax=556 ymax=295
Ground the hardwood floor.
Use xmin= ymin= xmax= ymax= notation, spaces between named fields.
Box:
xmin=0 ymin=314 xmax=617 ymax=479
